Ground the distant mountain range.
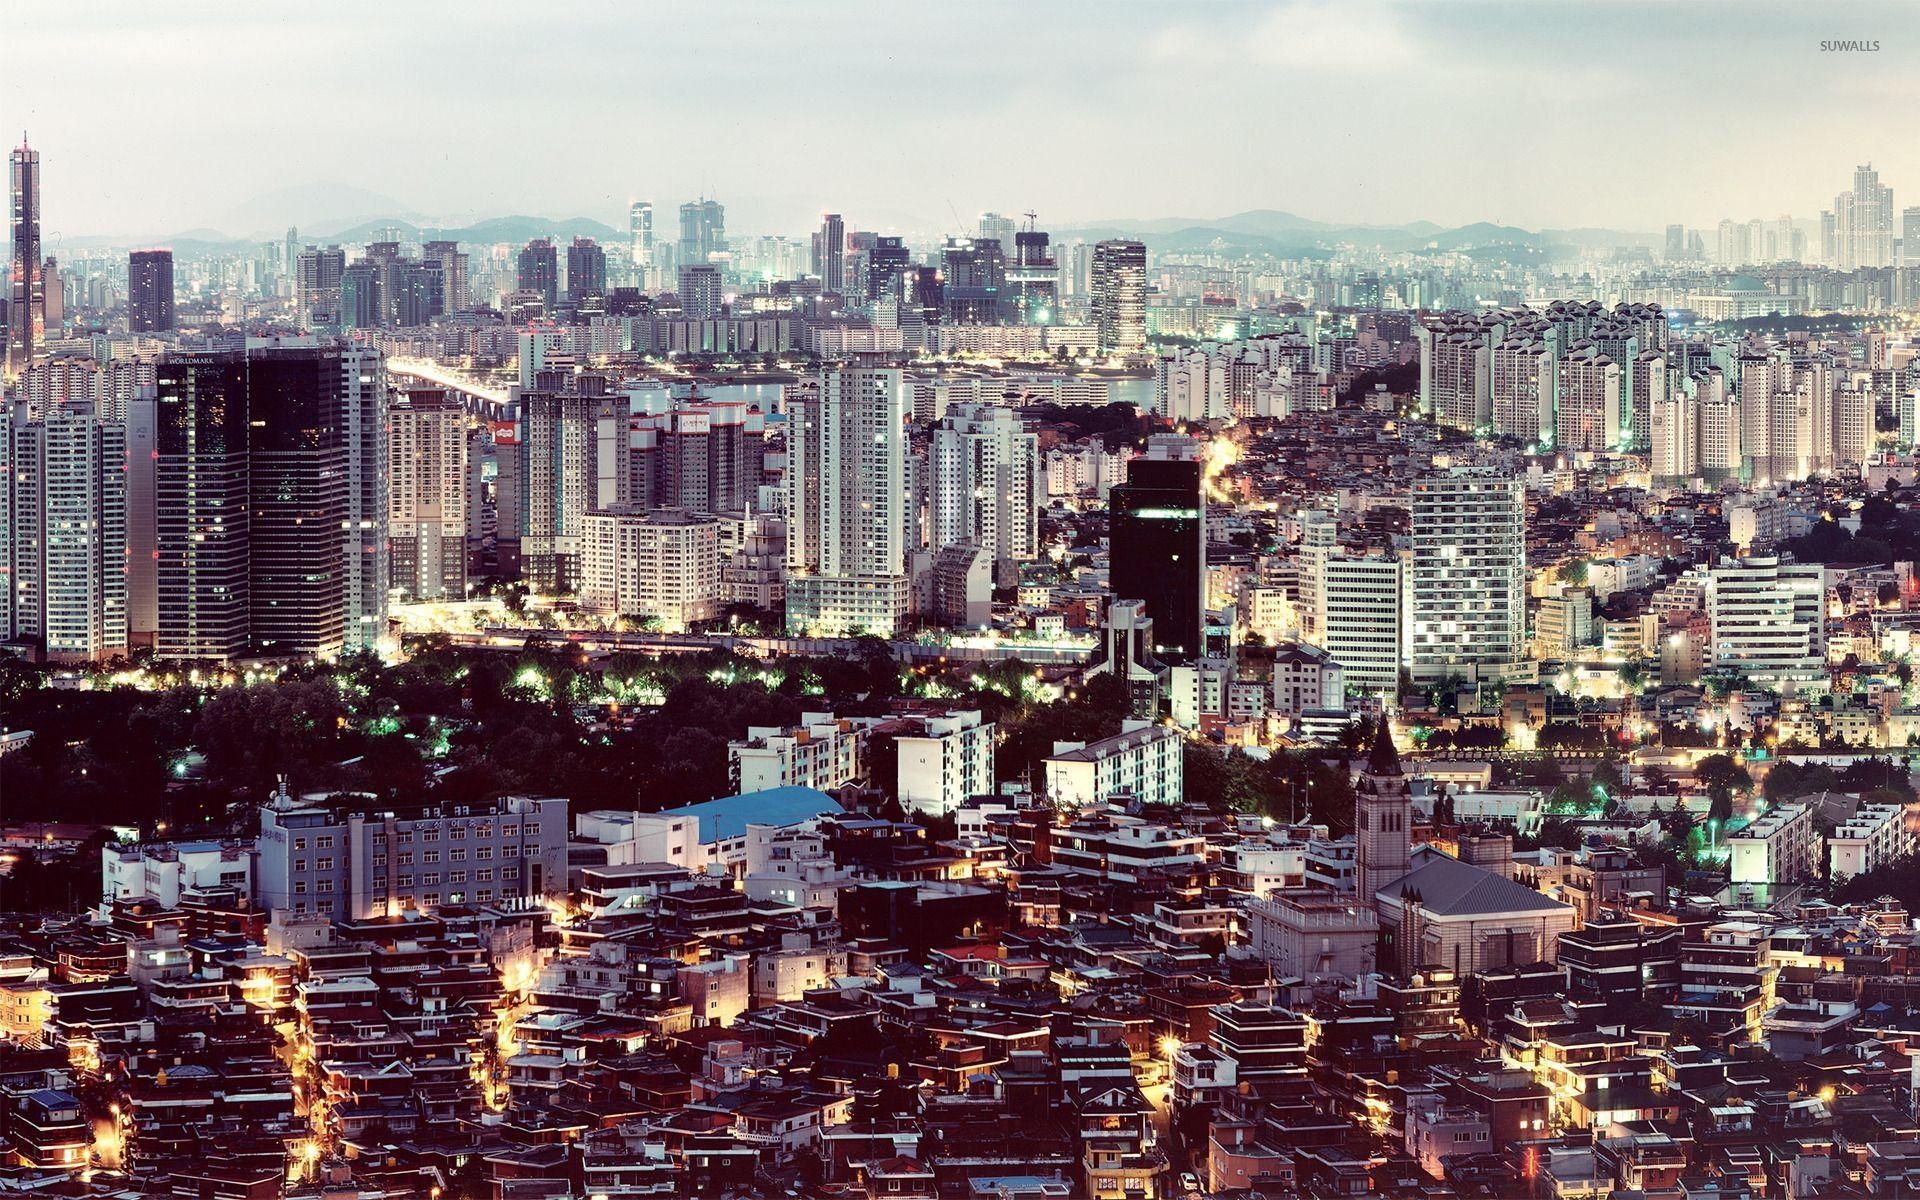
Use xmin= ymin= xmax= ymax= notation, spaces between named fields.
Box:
xmin=1056 ymin=209 xmax=1659 ymax=256
xmin=52 ymin=186 xmax=1661 ymax=262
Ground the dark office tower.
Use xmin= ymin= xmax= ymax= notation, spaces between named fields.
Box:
xmin=867 ymin=237 xmax=911 ymax=304
xmin=396 ymin=260 xmax=442 ymax=326
xmin=518 ymin=237 xmax=560 ymax=311
xmin=813 ymin=214 xmax=846 ymax=292
xmin=908 ymin=267 xmax=944 ymax=326
xmin=423 ymin=240 xmax=468 ymax=314
xmin=1091 ymin=239 xmax=1147 ymax=354
xmin=8 ymin=138 xmax=44 ymax=376
xmin=247 ymin=346 xmax=348 ymax=656
xmin=678 ymin=264 xmax=723 ymax=320
xmin=339 ymin=262 xmax=382 ymax=331
xmin=678 ymin=198 xmax=726 ymax=267
xmin=297 ymin=245 xmax=346 ymax=328
xmin=1108 ymin=439 xmax=1206 ymax=663
xmin=1009 ymin=226 xmax=1057 ymax=323
xmin=942 ymin=239 xmax=1006 ymax=325
xmin=153 ymin=352 xmax=251 ymax=662
xmin=564 ymin=236 xmax=607 ymax=307
xmin=128 ymin=249 xmax=176 ymax=333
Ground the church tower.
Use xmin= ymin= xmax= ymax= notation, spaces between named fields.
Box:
xmin=1354 ymin=722 xmax=1412 ymax=906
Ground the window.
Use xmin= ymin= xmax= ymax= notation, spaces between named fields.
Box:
xmin=423 ymin=873 xmax=440 ymax=886
xmin=502 ymin=866 xmax=519 ymax=880
xmin=294 ymin=859 xmax=307 ymax=872
xmin=450 ymin=848 xmax=466 ymax=862
xmin=318 ymin=879 xmax=334 ymax=893
xmin=317 ymin=836 xmax=334 ymax=849
xmin=372 ymin=855 xmax=386 ymax=868
xmin=502 ymin=825 xmax=519 ymax=837
xmin=502 ymin=845 xmax=519 ymax=858
xmin=476 ymin=869 xmax=493 ymax=882
xmin=293 ymin=882 xmax=307 ymax=895
xmin=450 ymin=871 xmax=466 ymax=884
xmin=423 ymin=829 xmax=440 ymax=842
xmin=316 ymin=858 xmax=333 ymax=871
xmin=423 ymin=851 xmax=441 ymax=864
xmin=396 ymin=875 xmax=413 ymax=888
xmin=397 ymin=831 xmax=413 ymax=844
xmin=476 ymin=847 xmax=493 ymax=860
xmin=397 ymin=853 xmax=414 ymax=866
xmin=292 ymin=838 xmax=307 ymax=851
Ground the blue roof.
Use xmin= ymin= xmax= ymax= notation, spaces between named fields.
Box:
xmin=659 ymin=786 xmax=838 ymax=844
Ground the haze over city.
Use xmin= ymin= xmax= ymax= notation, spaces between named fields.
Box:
xmin=5 ymin=0 xmax=1918 ymax=238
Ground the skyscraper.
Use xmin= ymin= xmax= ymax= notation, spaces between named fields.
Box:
xmin=128 ymin=249 xmax=177 ymax=333
xmin=389 ymin=385 xmax=469 ymax=602
xmin=296 ymin=245 xmax=346 ymax=329
xmin=0 ymin=403 xmax=128 ymax=661
xmin=1826 ymin=164 xmax=1895 ymax=270
xmin=518 ymin=371 xmax=618 ymax=593
xmin=784 ymin=367 xmax=910 ymax=636
xmin=423 ymin=240 xmax=469 ymax=314
xmin=1091 ymin=239 xmax=1147 ymax=355
xmin=247 ymin=346 xmax=349 ymax=656
xmin=1407 ymin=467 xmax=1526 ymax=685
xmin=518 ymin=237 xmax=559 ymax=311
xmin=677 ymin=264 xmax=723 ymax=320
xmin=629 ymin=200 xmax=654 ymax=270
xmin=867 ymin=237 xmax=911 ymax=304
xmin=7 ymin=138 xmax=44 ymax=377
xmin=151 ymin=351 xmax=251 ymax=662
xmin=813 ymin=213 xmax=846 ymax=293
xmin=566 ymin=237 xmax=606 ymax=305
xmin=1108 ymin=435 xmax=1205 ymax=663
xmin=678 ymin=198 xmax=726 ymax=267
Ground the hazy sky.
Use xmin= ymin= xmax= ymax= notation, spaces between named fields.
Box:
xmin=5 ymin=0 xmax=1917 ymax=240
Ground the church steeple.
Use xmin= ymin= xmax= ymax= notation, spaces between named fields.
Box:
xmin=1354 ymin=720 xmax=1412 ymax=905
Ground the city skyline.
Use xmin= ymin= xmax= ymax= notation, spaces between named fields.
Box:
xmin=3 ymin=0 xmax=1917 ymax=239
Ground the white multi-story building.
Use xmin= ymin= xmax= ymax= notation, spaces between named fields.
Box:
xmin=1490 ymin=336 xmax=1552 ymax=444
xmin=894 ymin=709 xmax=996 ymax=817
xmin=1728 ymin=803 xmax=1817 ymax=888
xmin=1556 ymin=346 xmax=1621 ymax=454
xmin=928 ymin=402 xmax=1040 ymax=565
xmin=1044 ymin=721 xmax=1183 ymax=808
xmin=388 ymin=386 xmax=469 ymax=602
xmin=1407 ymin=468 xmax=1525 ymax=685
xmin=0 ymin=404 xmax=128 ymax=662
xmin=101 ymin=839 xmax=253 ymax=908
xmin=1827 ymin=802 xmax=1913 ymax=882
xmin=730 ymin=713 xmax=866 ymax=795
xmin=578 ymin=506 xmax=721 ymax=629
xmin=1706 ymin=555 xmax=1825 ymax=688
xmin=1318 ymin=553 xmax=1404 ymax=700
xmin=785 ymin=367 xmax=910 ymax=635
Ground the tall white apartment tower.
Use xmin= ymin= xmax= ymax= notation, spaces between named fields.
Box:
xmin=785 ymin=367 xmax=910 ymax=635
xmin=0 ymin=403 xmax=128 ymax=662
xmin=388 ymin=385 xmax=470 ymax=602
xmin=928 ymin=402 xmax=1041 ymax=567
xmin=1407 ymin=468 xmax=1525 ymax=685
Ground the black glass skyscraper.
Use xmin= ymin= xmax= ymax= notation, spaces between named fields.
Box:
xmin=1108 ymin=454 xmax=1206 ymax=663
xmin=153 ymin=352 xmax=251 ymax=661
xmin=248 ymin=346 xmax=348 ymax=656
xmin=566 ymin=237 xmax=606 ymax=305
xmin=128 ymin=249 xmax=176 ymax=332
xmin=518 ymin=238 xmax=559 ymax=311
